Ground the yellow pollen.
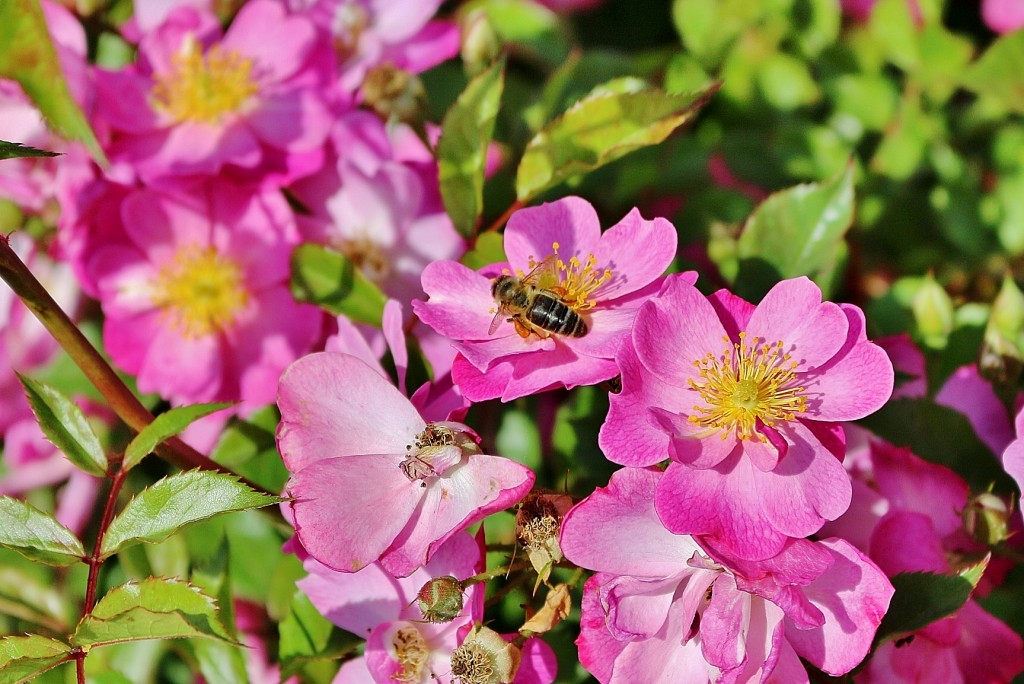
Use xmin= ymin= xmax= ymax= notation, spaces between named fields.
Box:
xmin=151 ymin=245 xmax=249 ymax=338
xmin=687 ymin=332 xmax=807 ymax=442
xmin=528 ymin=241 xmax=612 ymax=311
xmin=151 ymin=36 xmax=259 ymax=124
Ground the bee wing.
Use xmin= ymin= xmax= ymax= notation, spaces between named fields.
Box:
xmin=488 ymin=305 xmax=508 ymax=335
xmin=520 ymin=254 xmax=559 ymax=288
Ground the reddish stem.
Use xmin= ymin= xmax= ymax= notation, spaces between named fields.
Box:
xmin=483 ymin=198 xmax=525 ymax=235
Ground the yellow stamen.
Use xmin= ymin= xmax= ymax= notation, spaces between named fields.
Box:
xmin=151 ymin=245 xmax=249 ymax=338
xmin=528 ymin=241 xmax=612 ymax=311
xmin=687 ymin=332 xmax=807 ymax=442
xmin=391 ymin=625 xmax=429 ymax=683
xmin=151 ymin=36 xmax=259 ymax=124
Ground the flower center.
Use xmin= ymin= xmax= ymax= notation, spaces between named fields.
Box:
xmin=151 ymin=36 xmax=259 ymax=124
xmin=687 ymin=332 xmax=807 ymax=441
xmin=400 ymin=424 xmax=481 ymax=482
xmin=527 ymin=241 xmax=612 ymax=311
xmin=151 ymin=245 xmax=249 ymax=338
xmin=332 ymin=2 xmax=370 ymax=58
xmin=391 ymin=625 xmax=429 ymax=683
xmin=449 ymin=643 xmax=495 ymax=684
xmin=336 ymin=235 xmax=390 ymax=283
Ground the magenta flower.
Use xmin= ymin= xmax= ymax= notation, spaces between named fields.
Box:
xmin=560 ymin=467 xmax=893 ymax=683
xmin=287 ymin=0 xmax=459 ymax=93
xmin=602 ymin=274 xmax=893 ymax=560
xmin=278 ymin=352 xmax=534 ymax=577
xmin=82 ymin=179 xmax=320 ymax=411
xmin=1003 ymin=409 xmax=1024 ymax=523
xmin=983 ymin=0 xmax=1024 ymax=32
xmin=824 ymin=442 xmax=1024 ymax=683
xmin=93 ymin=0 xmax=333 ymax=182
xmin=414 ymin=197 xmax=679 ymax=402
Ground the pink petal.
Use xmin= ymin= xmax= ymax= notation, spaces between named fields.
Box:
xmin=871 ymin=442 xmax=968 ymax=538
xmin=633 ymin=274 xmax=729 ymax=388
xmin=600 ymin=341 xmax=684 ymax=467
xmin=454 ymin=333 xmax=550 ymax=373
xmin=289 ymin=454 xmax=420 ymax=573
xmin=379 ymin=454 xmax=534 ymax=576
xmin=560 ymin=467 xmax=702 ymax=577
xmin=503 ymin=196 xmax=602 ymax=272
xmin=500 ymin=343 xmax=618 ymax=400
xmin=653 ymin=407 xmax=740 ymax=469
xmin=589 ymin=209 xmax=676 ymax=301
xmin=515 ymin=637 xmax=559 ymax=684
xmin=415 ymin=260 xmax=497 ymax=341
xmin=746 ymin=277 xmax=850 ymax=370
xmin=953 ymin=600 xmax=1024 ymax=682
xmin=869 ymin=511 xmax=949 ymax=576
xmin=247 ymin=88 xmax=331 ymax=151
xmin=787 ymin=538 xmax=893 ymax=676
xmin=222 ymin=0 xmax=314 ymax=82
xmin=136 ymin=324 xmax=224 ymax=403
xmin=936 ymin=365 xmax=1014 ymax=455
xmin=450 ymin=355 xmax=513 ymax=403
xmin=276 ymin=352 xmax=425 ymax=472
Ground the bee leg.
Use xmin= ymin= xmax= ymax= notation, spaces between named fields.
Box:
xmin=512 ymin=317 xmax=533 ymax=338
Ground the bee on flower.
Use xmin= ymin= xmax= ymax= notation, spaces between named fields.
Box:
xmin=414 ymin=196 xmax=681 ymax=402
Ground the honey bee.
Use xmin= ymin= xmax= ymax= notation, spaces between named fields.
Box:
xmin=489 ymin=256 xmax=588 ymax=338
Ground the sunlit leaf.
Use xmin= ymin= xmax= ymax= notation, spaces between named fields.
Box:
xmin=459 ymin=231 xmax=507 ymax=270
xmin=0 ymin=497 xmax=85 ymax=566
xmin=100 ymin=471 xmax=282 ymax=559
xmin=0 ymin=0 xmax=105 ymax=162
xmin=18 ymin=374 xmax=107 ymax=477
xmin=515 ymin=82 xmax=719 ymax=202
xmin=0 ymin=141 xmax=59 ymax=160
xmin=72 ymin=578 xmax=234 ymax=648
xmin=123 ymin=402 xmax=233 ymax=472
xmin=290 ymin=243 xmax=387 ymax=325
xmin=734 ymin=162 xmax=855 ymax=299
xmin=438 ymin=58 xmax=505 ymax=238
xmin=962 ymin=30 xmax=1024 ymax=113
xmin=0 ymin=634 xmax=71 ymax=683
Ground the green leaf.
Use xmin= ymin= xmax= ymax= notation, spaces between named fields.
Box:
xmin=290 ymin=243 xmax=388 ymax=325
xmin=874 ymin=557 xmax=989 ymax=646
xmin=123 ymin=402 xmax=233 ymax=472
xmin=735 ymin=162 xmax=855 ymax=295
xmin=0 ymin=140 xmax=59 ymax=160
xmin=857 ymin=398 xmax=1014 ymax=492
xmin=99 ymin=471 xmax=282 ymax=559
xmin=460 ymin=231 xmax=507 ymax=270
xmin=515 ymin=82 xmax=719 ymax=202
xmin=190 ymin=542 xmax=248 ymax=684
xmin=18 ymin=374 xmax=107 ymax=477
xmin=279 ymin=590 xmax=360 ymax=679
xmin=72 ymin=577 xmax=234 ymax=648
xmin=0 ymin=0 xmax=105 ymax=163
xmin=438 ymin=58 xmax=506 ymax=238
xmin=0 ymin=497 xmax=85 ymax=566
xmin=0 ymin=634 xmax=71 ymax=683
xmin=0 ymin=566 xmax=68 ymax=633
xmin=962 ymin=30 xmax=1024 ymax=114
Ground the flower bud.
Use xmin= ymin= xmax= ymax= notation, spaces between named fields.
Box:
xmin=912 ymin=272 xmax=954 ymax=349
xmin=450 ymin=624 xmax=521 ymax=684
xmin=963 ymin=491 xmax=1013 ymax=547
xmin=460 ymin=9 xmax=500 ymax=76
xmin=981 ymin=275 xmax=1024 ymax=383
xmin=362 ymin=63 xmax=427 ymax=126
xmin=416 ymin=575 xmax=464 ymax=623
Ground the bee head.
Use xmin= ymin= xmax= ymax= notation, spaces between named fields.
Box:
xmin=491 ymin=275 xmax=516 ymax=299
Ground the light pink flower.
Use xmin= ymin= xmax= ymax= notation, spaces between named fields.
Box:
xmin=1003 ymin=409 xmax=1024 ymax=522
xmin=81 ymin=179 xmax=320 ymax=411
xmin=602 ymin=274 xmax=893 ymax=560
xmin=983 ymin=0 xmax=1024 ymax=33
xmin=277 ymin=352 xmax=534 ymax=577
xmin=94 ymin=0 xmax=334 ymax=183
xmin=414 ymin=197 xmax=679 ymax=402
xmin=560 ymin=467 xmax=893 ymax=684
xmin=286 ymin=0 xmax=459 ymax=94
xmin=822 ymin=441 xmax=1024 ymax=684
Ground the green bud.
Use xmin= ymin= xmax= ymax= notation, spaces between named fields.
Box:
xmin=912 ymin=273 xmax=954 ymax=349
xmin=981 ymin=275 xmax=1024 ymax=384
xmin=962 ymin=492 xmax=1013 ymax=547
xmin=460 ymin=9 xmax=500 ymax=77
xmin=416 ymin=575 xmax=464 ymax=623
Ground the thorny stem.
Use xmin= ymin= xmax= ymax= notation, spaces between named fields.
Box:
xmin=75 ymin=465 xmax=130 ymax=683
xmin=0 ymin=239 xmax=272 ymax=494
